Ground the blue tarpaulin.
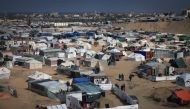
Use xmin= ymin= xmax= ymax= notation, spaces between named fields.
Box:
xmin=73 ymin=77 xmax=90 ymax=83
xmin=86 ymin=32 xmax=95 ymax=36
xmin=38 ymin=32 xmax=52 ymax=37
xmin=64 ymin=33 xmax=74 ymax=37
xmin=73 ymin=31 xmax=80 ymax=36
xmin=134 ymin=51 xmax=147 ymax=58
xmin=64 ymin=32 xmax=80 ymax=38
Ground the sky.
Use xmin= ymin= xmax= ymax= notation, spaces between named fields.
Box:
xmin=0 ymin=0 xmax=190 ymax=13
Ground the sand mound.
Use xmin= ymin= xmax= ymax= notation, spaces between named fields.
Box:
xmin=150 ymin=87 xmax=172 ymax=102
xmin=114 ymin=19 xmax=190 ymax=35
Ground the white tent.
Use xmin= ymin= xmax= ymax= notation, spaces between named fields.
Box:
xmin=76 ymin=40 xmax=84 ymax=46
xmin=28 ymin=71 xmax=52 ymax=81
xmin=84 ymin=50 xmax=96 ymax=59
xmin=110 ymin=48 xmax=120 ymax=53
xmin=83 ymin=58 xmax=98 ymax=67
xmin=77 ymin=48 xmax=87 ymax=57
xmin=95 ymin=34 xmax=104 ymax=39
xmin=118 ymin=42 xmax=128 ymax=48
xmin=66 ymin=47 xmax=77 ymax=53
xmin=47 ymin=104 xmax=67 ymax=109
xmin=131 ymin=43 xmax=141 ymax=47
xmin=108 ymin=39 xmax=117 ymax=47
xmin=30 ymin=41 xmax=48 ymax=50
xmin=66 ymin=47 xmax=77 ymax=59
xmin=0 ymin=67 xmax=11 ymax=79
xmin=138 ymin=39 xmax=148 ymax=46
xmin=101 ymin=54 xmax=111 ymax=61
xmin=25 ymin=60 xmax=42 ymax=69
xmin=83 ymin=43 xmax=92 ymax=49
xmin=88 ymin=38 xmax=95 ymax=45
xmin=97 ymin=60 xmax=108 ymax=71
xmin=141 ymin=47 xmax=151 ymax=52
xmin=122 ymin=51 xmax=128 ymax=57
xmin=58 ymin=39 xmax=71 ymax=44
xmin=60 ymin=61 xmax=75 ymax=67
xmin=176 ymin=73 xmax=190 ymax=87
xmin=128 ymin=53 xmax=145 ymax=62
xmin=57 ymin=52 xmax=65 ymax=58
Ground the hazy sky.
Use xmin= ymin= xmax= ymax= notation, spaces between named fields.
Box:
xmin=0 ymin=0 xmax=190 ymax=12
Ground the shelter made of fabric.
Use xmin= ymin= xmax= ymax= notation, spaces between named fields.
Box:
xmin=175 ymin=90 xmax=190 ymax=101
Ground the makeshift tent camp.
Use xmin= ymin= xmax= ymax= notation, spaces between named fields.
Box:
xmin=47 ymin=104 xmax=67 ymax=109
xmin=128 ymin=53 xmax=145 ymax=61
xmin=28 ymin=71 xmax=52 ymax=81
xmin=78 ymin=43 xmax=92 ymax=49
xmin=32 ymin=42 xmax=47 ymax=50
xmin=89 ymin=73 xmax=112 ymax=91
xmin=96 ymin=61 xmax=108 ymax=71
xmin=176 ymin=73 xmax=190 ymax=87
xmin=45 ymin=57 xmax=58 ymax=67
xmin=84 ymin=50 xmax=96 ymax=59
xmin=60 ymin=61 xmax=75 ymax=67
xmin=73 ymin=77 xmax=90 ymax=84
xmin=0 ymin=67 xmax=10 ymax=79
xmin=117 ymin=42 xmax=128 ymax=48
xmin=39 ymin=48 xmax=63 ymax=57
xmin=65 ymin=92 xmax=83 ymax=109
xmin=169 ymin=58 xmax=187 ymax=68
xmin=83 ymin=58 xmax=98 ymax=67
xmin=134 ymin=50 xmax=154 ymax=59
xmin=25 ymin=60 xmax=42 ymax=69
xmin=101 ymin=54 xmax=111 ymax=61
xmin=110 ymin=48 xmax=120 ymax=53
xmin=72 ymin=82 xmax=102 ymax=102
xmin=77 ymin=48 xmax=87 ymax=57
xmin=86 ymin=32 xmax=95 ymax=37
xmin=95 ymin=52 xmax=104 ymax=59
xmin=28 ymin=79 xmax=67 ymax=99
xmin=65 ymin=47 xmax=77 ymax=59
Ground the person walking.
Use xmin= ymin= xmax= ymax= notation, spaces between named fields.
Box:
xmin=129 ymin=73 xmax=134 ymax=81
xmin=121 ymin=84 xmax=125 ymax=91
xmin=118 ymin=74 xmax=121 ymax=81
xmin=121 ymin=74 xmax=124 ymax=81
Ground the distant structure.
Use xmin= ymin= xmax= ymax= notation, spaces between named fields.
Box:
xmin=183 ymin=9 xmax=190 ymax=18
xmin=27 ymin=17 xmax=31 ymax=27
xmin=3 ymin=12 xmax=7 ymax=22
xmin=187 ymin=9 xmax=190 ymax=18
xmin=50 ymin=12 xmax=59 ymax=17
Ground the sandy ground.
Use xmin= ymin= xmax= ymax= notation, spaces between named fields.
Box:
xmin=102 ymin=59 xmax=190 ymax=109
xmin=0 ymin=66 xmax=63 ymax=109
xmin=0 ymin=45 xmax=190 ymax=109
xmin=112 ymin=20 xmax=190 ymax=35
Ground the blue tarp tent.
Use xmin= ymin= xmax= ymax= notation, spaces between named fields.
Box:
xmin=38 ymin=32 xmax=52 ymax=37
xmin=64 ymin=32 xmax=80 ymax=38
xmin=73 ymin=77 xmax=90 ymax=84
xmin=134 ymin=51 xmax=147 ymax=58
xmin=86 ymin=32 xmax=95 ymax=37
xmin=64 ymin=33 xmax=74 ymax=38
xmin=73 ymin=31 xmax=80 ymax=36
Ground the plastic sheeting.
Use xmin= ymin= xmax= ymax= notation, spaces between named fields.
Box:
xmin=73 ymin=78 xmax=90 ymax=84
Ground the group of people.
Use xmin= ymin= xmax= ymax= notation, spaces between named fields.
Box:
xmin=118 ymin=73 xmax=135 ymax=81
xmin=114 ymin=73 xmax=135 ymax=92
xmin=118 ymin=73 xmax=125 ymax=81
xmin=115 ymin=83 xmax=126 ymax=91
